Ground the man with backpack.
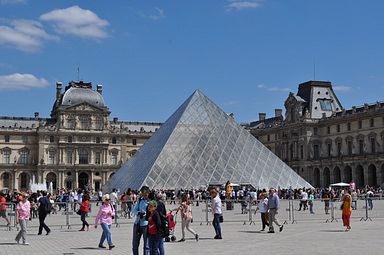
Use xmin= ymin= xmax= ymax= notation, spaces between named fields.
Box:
xmin=37 ymin=191 xmax=51 ymax=235
xmin=149 ymin=192 xmax=168 ymax=255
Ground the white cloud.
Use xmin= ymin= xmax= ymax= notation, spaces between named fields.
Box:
xmin=257 ymin=83 xmax=291 ymax=92
xmin=333 ymin=85 xmax=352 ymax=92
xmin=140 ymin=7 xmax=166 ymax=21
xmin=0 ymin=73 xmax=49 ymax=90
xmin=40 ymin=5 xmax=109 ymax=39
xmin=225 ymin=0 xmax=263 ymax=11
xmin=0 ymin=19 xmax=56 ymax=52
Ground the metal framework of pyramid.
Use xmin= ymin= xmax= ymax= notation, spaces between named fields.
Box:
xmin=105 ymin=90 xmax=312 ymax=191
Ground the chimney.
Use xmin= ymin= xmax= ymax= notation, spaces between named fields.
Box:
xmin=275 ymin=109 xmax=282 ymax=118
xmin=34 ymin=112 xmax=39 ymax=119
xmin=97 ymin=84 xmax=103 ymax=94
xmin=56 ymin=81 xmax=62 ymax=100
xmin=259 ymin=112 xmax=266 ymax=121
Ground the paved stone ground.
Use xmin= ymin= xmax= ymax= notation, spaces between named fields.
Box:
xmin=0 ymin=199 xmax=383 ymax=255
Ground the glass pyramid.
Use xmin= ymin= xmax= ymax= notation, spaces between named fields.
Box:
xmin=105 ymin=90 xmax=312 ymax=191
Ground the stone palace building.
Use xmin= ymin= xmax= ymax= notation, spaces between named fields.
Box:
xmin=0 ymin=81 xmax=160 ymax=191
xmin=245 ymin=80 xmax=384 ymax=189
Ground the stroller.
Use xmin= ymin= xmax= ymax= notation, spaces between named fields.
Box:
xmin=164 ymin=210 xmax=177 ymax=242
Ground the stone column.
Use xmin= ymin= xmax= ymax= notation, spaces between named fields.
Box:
xmin=90 ymin=171 xmax=94 ymax=191
xmin=75 ymin=171 xmax=79 ymax=190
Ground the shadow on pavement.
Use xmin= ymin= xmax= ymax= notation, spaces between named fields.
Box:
xmin=319 ymin=230 xmax=346 ymax=233
xmin=71 ymin=247 xmax=103 ymax=250
xmin=0 ymin=243 xmax=19 ymax=245
xmin=237 ymin=230 xmax=263 ymax=234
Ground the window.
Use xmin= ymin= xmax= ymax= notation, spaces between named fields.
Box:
xmin=79 ymin=116 xmax=90 ymax=130
xmin=313 ymin=144 xmax=319 ymax=159
xmin=22 ymin=136 xmax=28 ymax=144
xmin=358 ymin=120 xmax=362 ymax=129
xmin=95 ymin=152 xmax=101 ymax=165
xmin=3 ymin=149 xmax=10 ymax=164
xmin=96 ymin=137 xmax=101 ymax=144
xmin=67 ymin=117 xmax=75 ymax=129
xmin=337 ymin=124 xmax=340 ymax=133
xmin=347 ymin=122 xmax=351 ymax=131
xmin=359 ymin=140 xmax=364 ymax=155
xmin=313 ymin=127 xmax=318 ymax=136
xmin=319 ymin=99 xmax=332 ymax=111
xmin=95 ymin=117 xmax=103 ymax=130
xmin=4 ymin=135 xmax=10 ymax=143
xmin=370 ymin=118 xmax=375 ymax=128
xmin=300 ymin=145 xmax=304 ymax=159
xmin=132 ymin=139 xmax=137 ymax=146
xmin=267 ymin=134 xmax=270 ymax=142
xmin=337 ymin=142 xmax=342 ymax=156
xmin=48 ymin=150 xmax=55 ymax=164
xmin=68 ymin=136 xmax=73 ymax=143
xmin=79 ymin=149 xmax=89 ymax=164
xmin=112 ymin=137 xmax=117 ymax=144
xmin=67 ymin=150 xmax=73 ymax=164
xmin=20 ymin=150 xmax=28 ymax=164
xmin=347 ymin=141 xmax=353 ymax=156
xmin=327 ymin=126 xmax=330 ymax=134
xmin=49 ymin=136 xmax=54 ymax=143
xmin=371 ymin=137 xmax=376 ymax=153
xmin=111 ymin=152 xmax=118 ymax=165
xmin=327 ymin=143 xmax=332 ymax=157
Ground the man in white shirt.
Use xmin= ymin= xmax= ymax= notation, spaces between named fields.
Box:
xmin=110 ymin=188 xmax=119 ymax=211
xmin=298 ymin=189 xmax=308 ymax=211
xmin=210 ymin=189 xmax=222 ymax=239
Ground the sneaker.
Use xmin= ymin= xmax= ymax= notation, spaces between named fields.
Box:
xmin=15 ymin=239 xmax=19 ymax=244
xmin=177 ymin=239 xmax=185 ymax=242
xmin=195 ymin=234 xmax=199 ymax=242
xmin=214 ymin=236 xmax=222 ymax=239
xmin=279 ymin=225 xmax=284 ymax=232
xmin=268 ymin=230 xmax=275 ymax=233
xmin=98 ymin=244 xmax=106 ymax=249
xmin=22 ymin=242 xmax=29 ymax=245
xmin=109 ymin=245 xmax=115 ymax=250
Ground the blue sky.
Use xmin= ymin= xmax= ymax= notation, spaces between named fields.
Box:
xmin=1 ymin=0 xmax=384 ymax=123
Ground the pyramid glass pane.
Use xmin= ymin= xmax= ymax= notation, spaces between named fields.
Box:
xmin=105 ymin=90 xmax=312 ymax=191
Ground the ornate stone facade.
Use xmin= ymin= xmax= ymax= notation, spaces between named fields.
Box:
xmin=0 ymin=81 xmax=160 ymax=191
xmin=246 ymin=81 xmax=384 ymax=188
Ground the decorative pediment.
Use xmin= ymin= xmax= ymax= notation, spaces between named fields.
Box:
xmin=66 ymin=102 xmax=105 ymax=112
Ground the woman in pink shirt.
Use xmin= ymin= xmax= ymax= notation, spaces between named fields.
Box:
xmin=95 ymin=194 xmax=115 ymax=250
xmin=15 ymin=193 xmax=30 ymax=245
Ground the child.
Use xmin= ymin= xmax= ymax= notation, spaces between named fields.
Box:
xmin=146 ymin=200 xmax=163 ymax=255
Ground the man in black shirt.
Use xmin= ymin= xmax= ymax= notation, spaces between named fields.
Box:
xmin=37 ymin=191 xmax=51 ymax=235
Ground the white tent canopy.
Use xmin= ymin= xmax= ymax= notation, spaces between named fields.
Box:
xmin=330 ymin=182 xmax=350 ymax=187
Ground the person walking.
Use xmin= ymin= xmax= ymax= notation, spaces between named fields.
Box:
xmin=15 ymin=193 xmax=30 ymax=245
xmin=341 ymin=189 xmax=352 ymax=231
xmin=79 ymin=194 xmax=90 ymax=231
xmin=37 ymin=191 xmax=51 ymax=235
xmin=132 ymin=186 xmax=150 ymax=255
xmin=95 ymin=194 xmax=115 ymax=250
xmin=0 ymin=192 xmax=10 ymax=227
xmin=175 ymin=194 xmax=199 ymax=242
xmin=110 ymin=188 xmax=119 ymax=212
xmin=146 ymin=200 xmax=163 ymax=255
xmin=256 ymin=192 xmax=269 ymax=231
xmin=308 ymin=190 xmax=315 ymax=214
xmin=366 ymin=189 xmax=374 ymax=210
xmin=210 ymin=189 xmax=222 ymax=239
xmin=267 ymin=188 xmax=283 ymax=233
xmin=351 ymin=190 xmax=358 ymax=210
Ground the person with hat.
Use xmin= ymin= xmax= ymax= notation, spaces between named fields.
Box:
xmin=132 ymin=186 xmax=150 ymax=255
xmin=95 ymin=194 xmax=115 ymax=250
xmin=15 ymin=193 xmax=30 ymax=245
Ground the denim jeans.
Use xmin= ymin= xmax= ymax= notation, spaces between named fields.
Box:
xmin=132 ymin=224 xmax=149 ymax=255
xmin=99 ymin=223 xmax=112 ymax=246
xmin=148 ymin=235 xmax=161 ymax=255
xmin=368 ymin=199 xmax=373 ymax=210
xmin=158 ymin=238 xmax=165 ymax=255
xmin=212 ymin=213 xmax=222 ymax=238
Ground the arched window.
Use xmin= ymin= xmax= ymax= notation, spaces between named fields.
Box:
xmin=3 ymin=148 xmax=11 ymax=164
xmin=79 ymin=116 xmax=90 ymax=130
xmin=112 ymin=137 xmax=117 ymax=144
xmin=19 ymin=173 xmax=29 ymax=190
xmin=79 ymin=149 xmax=89 ymax=164
xmin=111 ymin=151 xmax=118 ymax=165
xmin=1 ymin=172 xmax=10 ymax=189
xmin=95 ymin=117 xmax=103 ymax=130
xmin=49 ymin=136 xmax=55 ymax=143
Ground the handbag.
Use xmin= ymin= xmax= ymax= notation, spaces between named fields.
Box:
xmin=110 ymin=204 xmax=115 ymax=219
xmin=219 ymin=215 xmax=224 ymax=223
xmin=76 ymin=210 xmax=82 ymax=216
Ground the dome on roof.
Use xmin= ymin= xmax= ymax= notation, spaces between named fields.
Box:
xmin=62 ymin=87 xmax=105 ymax=107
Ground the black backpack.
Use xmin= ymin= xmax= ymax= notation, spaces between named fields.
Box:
xmin=157 ymin=201 xmax=169 ymax=238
